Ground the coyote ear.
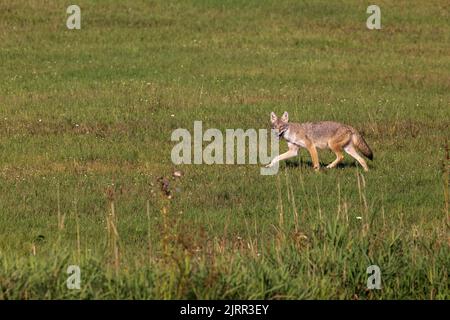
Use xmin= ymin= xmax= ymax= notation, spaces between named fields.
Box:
xmin=270 ymin=112 xmax=277 ymax=123
xmin=281 ymin=111 xmax=289 ymax=122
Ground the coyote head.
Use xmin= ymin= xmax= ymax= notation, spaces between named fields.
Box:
xmin=270 ymin=111 xmax=289 ymax=138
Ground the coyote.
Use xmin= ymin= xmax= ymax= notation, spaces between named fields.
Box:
xmin=266 ymin=112 xmax=373 ymax=172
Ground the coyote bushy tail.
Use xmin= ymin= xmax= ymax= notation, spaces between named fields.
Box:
xmin=352 ymin=132 xmax=373 ymax=160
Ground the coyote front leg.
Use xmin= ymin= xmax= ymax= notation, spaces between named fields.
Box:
xmin=265 ymin=145 xmax=298 ymax=168
xmin=306 ymin=143 xmax=320 ymax=171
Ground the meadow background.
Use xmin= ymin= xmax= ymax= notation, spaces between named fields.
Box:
xmin=0 ymin=0 xmax=448 ymax=299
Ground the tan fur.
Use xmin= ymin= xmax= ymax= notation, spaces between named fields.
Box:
xmin=267 ymin=112 xmax=373 ymax=172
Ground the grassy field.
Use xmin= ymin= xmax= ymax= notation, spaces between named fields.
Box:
xmin=0 ymin=0 xmax=449 ymax=299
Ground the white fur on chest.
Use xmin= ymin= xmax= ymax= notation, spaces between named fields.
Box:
xmin=283 ymin=130 xmax=306 ymax=148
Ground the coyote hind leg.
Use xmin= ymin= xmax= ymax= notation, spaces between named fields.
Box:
xmin=326 ymin=131 xmax=350 ymax=169
xmin=326 ymin=146 xmax=344 ymax=169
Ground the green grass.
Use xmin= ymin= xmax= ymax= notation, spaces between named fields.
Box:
xmin=0 ymin=0 xmax=449 ymax=299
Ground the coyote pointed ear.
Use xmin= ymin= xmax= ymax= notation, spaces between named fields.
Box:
xmin=270 ymin=112 xmax=277 ymax=123
xmin=281 ymin=111 xmax=289 ymax=122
